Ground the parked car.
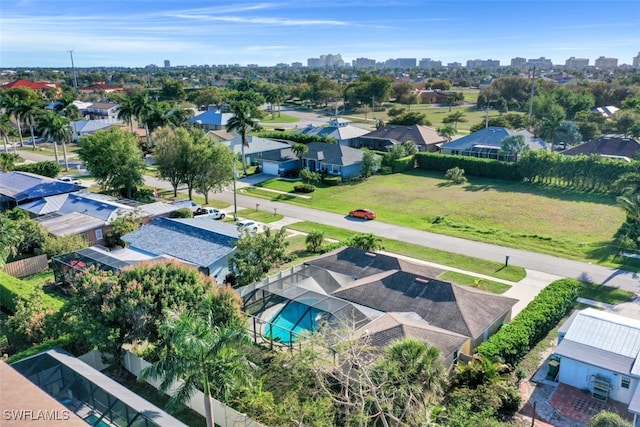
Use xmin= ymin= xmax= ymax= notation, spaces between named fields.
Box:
xmin=171 ymin=199 xmax=201 ymax=212
xmin=57 ymin=176 xmax=81 ymax=185
xmin=236 ymin=219 xmax=259 ymax=234
xmin=349 ymin=208 xmax=376 ymax=220
xmin=194 ymin=207 xmax=226 ymax=220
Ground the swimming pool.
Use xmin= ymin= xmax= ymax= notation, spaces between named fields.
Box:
xmin=265 ymin=301 xmax=324 ymax=344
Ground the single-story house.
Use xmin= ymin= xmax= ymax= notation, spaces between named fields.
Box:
xmin=295 ymin=118 xmax=369 ymax=145
xmin=354 ymin=124 xmax=447 ymax=152
xmin=223 ymin=136 xmax=292 ymax=169
xmin=561 ymin=135 xmax=640 ymax=162
xmin=122 ymin=217 xmax=239 ymax=282
xmin=592 ymin=106 xmax=620 ymax=118
xmin=440 ymin=127 xmax=548 ymax=161
xmin=301 ymin=142 xmax=366 ymax=181
xmin=188 ymin=110 xmax=233 ymax=131
xmin=242 ymin=247 xmax=517 ymax=366
xmin=0 ymin=79 xmax=62 ymax=97
xmin=415 ymin=89 xmax=451 ymax=104
xmin=79 ymin=83 xmax=124 ymax=94
xmin=554 ymin=308 xmax=640 ymax=423
xmin=258 ymin=147 xmax=299 ymax=176
xmin=0 ymin=171 xmax=84 ymax=211
xmin=71 ymin=120 xmax=117 ymax=141
xmin=205 ymin=129 xmax=236 ymax=143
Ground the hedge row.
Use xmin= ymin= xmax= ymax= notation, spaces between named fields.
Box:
xmin=392 ymin=155 xmax=415 ymax=173
xmin=476 ymin=278 xmax=581 ymax=366
xmin=415 ymin=153 xmax=522 ymax=181
xmin=14 ymin=161 xmax=62 ymax=178
xmin=0 ymin=270 xmax=65 ymax=314
xmin=7 ymin=336 xmax=74 ymax=363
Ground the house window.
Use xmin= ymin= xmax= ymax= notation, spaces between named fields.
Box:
xmin=95 ymin=229 xmax=103 ymax=240
xmin=621 ymin=376 xmax=631 ymax=389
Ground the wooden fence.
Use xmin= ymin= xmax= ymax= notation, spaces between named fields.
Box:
xmin=4 ymin=254 xmax=48 ymax=278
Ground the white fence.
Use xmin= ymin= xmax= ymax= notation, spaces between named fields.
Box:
xmin=123 ymin=351 xmax=263 ymax=427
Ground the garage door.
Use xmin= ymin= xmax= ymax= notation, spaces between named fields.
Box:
xmin=262 ymin=162 xmax=280 ymax=175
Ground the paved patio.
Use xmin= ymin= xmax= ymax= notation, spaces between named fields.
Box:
xmin=549 ymin=383 xmax=634 ymax=425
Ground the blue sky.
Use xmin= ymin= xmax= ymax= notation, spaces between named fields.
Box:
xmin=1 ymin=0 xmax=639 ymax=68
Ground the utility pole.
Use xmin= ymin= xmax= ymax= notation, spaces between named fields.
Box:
xmin=69 ymin=50 xmax=78 ymax=90
xmin=527 ymin=66 xmax=536 ymax=128
xmin=371 ymin=95 xmax=375 ymax=123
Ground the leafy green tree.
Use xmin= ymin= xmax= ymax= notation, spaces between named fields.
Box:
xmin=554 ymin=120 xmax=582 ymax=147
xmin=393 ymin=81 xmax=419 ymax=110
xmin=13 ymin=161 xmax=62 ymax=178
xmin=140 ymin=310 xmax=254 ymax=427
xmin=195 ymin=142 xmax=235 ymax=204
xmin=305 ymin=231 xmax=325 ymax=253
xmin=40 ymin=234 xmax=89 ymax=258
xmin=0 ymin=215 xmax=21 ymax=268
xmin=590 ymin=410 xmax=633 ymax=427
xmin=104 ymin=212 xmax=141 ymax=248
xmin=78 ymin=127 xmax=145 ymax=198
xmin=160 ymin=79 xmax=186 ymax=101
xmin=615 ymin=111 xmax=640 ymax=137
xmin=66 ymin=261 xmax=241 ymax=366
xmin=361 ymin=150 xmax=380 ymax=178
xmin=227 ymin=101 xmax=262 ymax=175
xmin=189 ymin=87 xmax=223 ymax=111
xmin=152 ymin=126 xmax=191 ymax=197
xmin=230 ymin=227 xmax=290 ymax=287
xmin=500 ymin=134 xmax=529 ymax=162
xmin=6 ymin=289 xmax=55 ymax=346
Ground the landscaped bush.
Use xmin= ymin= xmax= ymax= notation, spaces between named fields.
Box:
xmin=476 ymin=278 xmax=581 ymax=366
xmin=7 ymin=336 xmax=75 ymax=363
xmin=415 ymin=153 xmax=522 ymax=181
xmin=14 ymin=161 xmax=62 ymax=178
xmin=322 ymin=176 xmax=341 ymax=186
xmin=283 ymin=169 xmax=299 ymax=178
xmin=0 ymin=270 xmax=65 ymax=314
xmin=294 ymin=184 xmax=316 ymax=193
xmin=392 ymin=155 xmax=415 ymax=173
xmin=173 ymin=207 xmax=194 ymax=218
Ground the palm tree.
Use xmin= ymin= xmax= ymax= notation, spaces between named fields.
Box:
xmin=131 ymin=93 xmax=153 ymax=148
xmin=116 ymin=96 xmax=136 ymax=132
xmin=18 ymin=97 xmax=41 ymax=151
xmin=537 ymin=107 xmax=565 ymax=149
xmin=39 ymin=111 xmax=73 ymax=170
xmin=226 ymin=101 xmax=261 ymax=176
xmin=0 ymin=113 xmax=16 ymax=153
xmin=442 ymin=110 xmax=467 ymax=129
xmin=1 ymin=94 xmax=25 ymax=148
xmin=292 ymin=143 xmax=308 ymax=171
xmin=500 ymin=134 xmax=529 ymax=162
xmin=140 ymin=310 xmax=254 ymax=427
xmin=439 ymin=124 xmax=457 ymax=142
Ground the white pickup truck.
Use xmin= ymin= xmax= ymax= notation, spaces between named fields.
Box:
xmin=194 ymin=207 xmax=227 ymax=220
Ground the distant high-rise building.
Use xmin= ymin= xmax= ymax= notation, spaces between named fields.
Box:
xmin=466 ymin=59 xmax=500 ymax=69
xmin=275 ymin=63 xmax=289 ymax=68
xmin=594 ymin=56 xmax=618 ymax=69
xmin=632 ymin=53 xmax=640 ymax=69
xmin=164 ymin=60 xmax=170 ymax=68
xmin=419 ymin=58 xmax=442 ymax=69
xmin=353 ymin=57 xmax=376 ymax=68
xmin=308 ymin=54 xmax=344 ymax=68
xmin=524 ymin=57 xmax=553 ymax=69
xmin=291 ymin=62 xmax=303 ymax=68
xmin=447 ymin=62 xmax=462 ymax=69
xmin=565 ymin=57 xmax=589 ymax=70
xmin=385 ymin=58 xmax=417 ymax=68
xmin=307 ymin=58 xmax=322 ymax=68
xmin=510 ymin=57 xmax=526 ymax=68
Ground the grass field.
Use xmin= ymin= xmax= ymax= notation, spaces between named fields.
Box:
xmin=260 ymin=113 xmax=301 ymax=123
xmin=251 ymin=170 xmax=626 ymax=265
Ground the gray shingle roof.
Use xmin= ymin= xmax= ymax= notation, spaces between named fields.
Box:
xmin=122 ymin=217 xmax=237 ymax=267
xmin=561 ymin=135 xmax=640 ymax=159
xmin=441 ymin=127 xmax=548 ymax=151
xmin=303 ymin=142 xmax=364 ymax=166
xmin=362 ymin=125 xmax=446 ymax=148
xmin=332 ymin=269 xmax=517 ymax=339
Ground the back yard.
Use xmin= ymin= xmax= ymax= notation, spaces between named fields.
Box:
xmin=246 ymin=170 xmax=626 ymax=265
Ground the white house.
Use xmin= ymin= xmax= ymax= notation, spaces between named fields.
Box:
xmin=554 ymin=308 xmax=640 ymax=423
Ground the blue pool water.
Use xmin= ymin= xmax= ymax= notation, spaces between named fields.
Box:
xmin=84 ymin=415 xmax=110 ymax=427
xmin=265 ymin=301 xmax=324 ymax=344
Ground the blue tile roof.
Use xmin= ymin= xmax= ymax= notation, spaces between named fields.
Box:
xmin=122 ymin=217 xmax=237 ymax=268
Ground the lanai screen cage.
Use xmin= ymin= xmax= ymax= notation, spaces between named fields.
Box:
xmin=243 ymin=266 xmax=376 ymax=348
xmin=51 ymin=247 xmax=135 ymax=289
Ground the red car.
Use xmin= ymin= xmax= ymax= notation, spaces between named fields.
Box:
xmin=349 ymin=208 xmax=376 ymax=220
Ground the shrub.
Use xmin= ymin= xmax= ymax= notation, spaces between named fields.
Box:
xmin=0 ymin=271 xmax=65 ymax=314
xmin=416 ymin=152 xmax=522 ymax=181
xmin=300 ymin=168 xmax=321 ymax=185
xmin=322 ymin=176 xmax=341 ymax=186
xmin=173 ymin=207 xmax=194 ymax=218
xmin=305 ymin=231 xmax=325 ymax=253
xmin=14 ymin=161 xmax=62 ymax=178
xmin=445 ymin=167 xmax=466 ymax=184
xmin=294 ymin=184 xmax=316 ymax=193
xmin=7 ymin=336 xmax=75 ymax=363
xmin=476 ymin=278 xmax=581 ymax=366
xmin=392 ymin=155 xmax=415 ymax=173
xmin=283 ymin=169 xmax=299 ymax=178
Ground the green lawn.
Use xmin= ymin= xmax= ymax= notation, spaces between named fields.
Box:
xmin=254 ymin=171 xmax=625 ymax=266
xmin=438 ymin=271 xmax=511 ymax=294
xmin=285 ymin=221 xmax=526 ymax=282
xmin=260 ymin=113 xmax=301 ymax=123
xmin=579 ymin=282 xmax=636 ymax=305
xmin=237 ymin=208 xmax=284 ymax=223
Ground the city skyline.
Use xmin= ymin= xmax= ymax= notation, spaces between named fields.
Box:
xmin=1 ymin=0 xmax=639 ymax=68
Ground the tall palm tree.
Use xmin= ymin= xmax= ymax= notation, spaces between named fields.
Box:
xmin=0 ymin=113 xmax=16 ymax=153
xmin=292 ymin=143 xmax=308 ymax=171
xmin=116 ymin=95 xmax=137 ymax=133
xmin=500 ymin=134 xmax=529 ymax=162
xmin=1 ymin=94 xmax=25 ymax=148
xmin=131 ymin=93 xmax=152 ymax=148
xmin=18 ymin=97 xmax=41 ymax=151
xmin=140 ymin=310 xmax=254 ymax=427
xmin=226 ymin=101 xmax=261 ymax=176
xmin=39 ymin=110 xmax=73 ymax=170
